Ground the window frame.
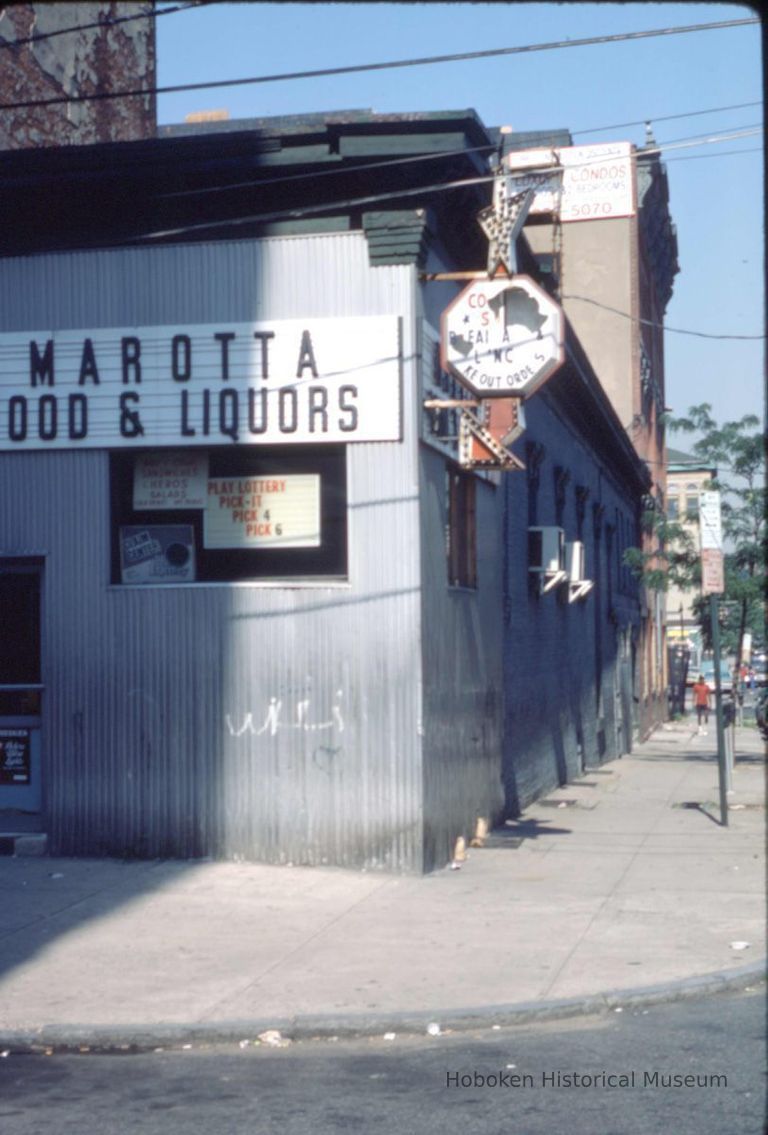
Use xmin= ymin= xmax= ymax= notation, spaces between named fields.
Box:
xmin=446 ymin=465 xmax=477 ymax=589
xmin=110 ymin=445 xmax=349 ymax=585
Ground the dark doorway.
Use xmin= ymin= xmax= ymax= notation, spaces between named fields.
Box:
xmin=0 ymin=561 xmax=43 ymax=814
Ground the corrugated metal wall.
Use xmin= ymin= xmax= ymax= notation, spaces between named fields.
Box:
xmin=415 ymin=276 xmax=507 ymax=871
xmin=414 ymin=312 xmax=506 ymax=870
xmin=499 ymin=387 xmax=641 ymax=813
xmin=418 ymin=442 xmax=506 ymax=870
xmin=0 ymin=234 xmax=429 ymax=871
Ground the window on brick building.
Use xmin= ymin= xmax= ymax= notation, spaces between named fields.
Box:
xmin=667 ymin=496 xmax=679 ymax=520
xmin=685 ymin=483 xmax=700 ymax=519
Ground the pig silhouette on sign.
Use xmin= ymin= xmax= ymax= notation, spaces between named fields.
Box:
xmin=448 ymin=330 xmax=473 ymax=358
xmin=489 ymin=286 xmax=547 ymax=339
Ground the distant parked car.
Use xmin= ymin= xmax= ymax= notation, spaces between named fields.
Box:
xmin=751 ymin=655 xmax=768 ymax=687
xmin=756 ymin=689 xmax=768 ymax=739
xmin=700 ymin=659 xmax=733 ymax=694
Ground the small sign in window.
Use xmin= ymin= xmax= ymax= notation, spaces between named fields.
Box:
xmin=133 ymin=452 xmax=208 ymax=510
xmin=0 ymin=728 xmax=31 ymax=785
xmin=119 ymin=525 xmax=196 ymax=584
xmin=204 ymin=475 xmax=321 ymax=549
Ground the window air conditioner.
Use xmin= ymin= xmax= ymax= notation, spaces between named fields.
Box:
xmin=565 ymin=539 xmax=594 ymax=602
xmin=528 ymin=527 xmax=567 ymax=593
xmin=566 ymin=539 xmax=584 ymax=581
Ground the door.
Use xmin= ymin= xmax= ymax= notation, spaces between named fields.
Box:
xmin=0 ymin=562 xmax=43 ymax=813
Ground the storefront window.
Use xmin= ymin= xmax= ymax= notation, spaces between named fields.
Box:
xmin=110 ymin=447 xmax=347 ymax=583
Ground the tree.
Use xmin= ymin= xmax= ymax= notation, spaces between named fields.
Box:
xmin=676 ymin=406 xmax=762 ymax=662
xmin=667 ymin=404 xmax=766 ymax=664
xmin=624 ymin=404 xmax=766 ymax=667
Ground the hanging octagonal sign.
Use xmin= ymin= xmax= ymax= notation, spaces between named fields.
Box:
xmin=440 ymin=276 xmax=565 ymax=398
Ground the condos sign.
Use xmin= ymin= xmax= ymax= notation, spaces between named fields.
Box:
xmin=506 ymin=142 xmax=635 ymax=222
xmin=0 ymin=317 xmax=401 ymax=450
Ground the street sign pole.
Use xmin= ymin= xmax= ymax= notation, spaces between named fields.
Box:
xmin=700 ymin=491 xmax=728 ymax=823
xmin=709 ymin=593 xmax=729 ymax=827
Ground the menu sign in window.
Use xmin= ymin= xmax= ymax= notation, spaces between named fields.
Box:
xmin=0 ymin=728 xmax=31 ymax=785
xmin=204 ymin=475 xmax=321 ymax=549
xmin=133 ymin=452 xmax=208 ymax=509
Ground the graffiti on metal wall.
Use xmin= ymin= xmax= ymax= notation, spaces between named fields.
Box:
xmin=225 ymin=689 xmax=345 ymax=738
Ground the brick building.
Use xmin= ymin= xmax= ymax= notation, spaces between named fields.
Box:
xmin=0 ymin=2 xmax=155 ymax=148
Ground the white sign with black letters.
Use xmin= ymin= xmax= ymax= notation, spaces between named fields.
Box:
xmin=699 ymin=491 xmax=723 ymax=550
xmin=0 ymin=317 xmax=401 ymax=450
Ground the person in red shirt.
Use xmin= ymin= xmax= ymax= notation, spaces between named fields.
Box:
xmin=692 ymin=675 xmax=711 ymax=734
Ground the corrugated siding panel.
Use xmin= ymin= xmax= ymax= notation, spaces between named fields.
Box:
xmin=412 ymin=303 xmax=506 ymax=870
xmin=0 ymin=235 xmax=428 ymax=871
xmin=418 ymin=445 xmax=505 ymax=871
xmin=499 ymin=391 xmax=641 ymax=813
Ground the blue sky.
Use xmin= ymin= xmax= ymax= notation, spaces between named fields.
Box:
xmin=156 ymin=2 xmax=764 ymax=436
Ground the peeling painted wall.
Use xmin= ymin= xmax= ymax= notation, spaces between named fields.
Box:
xmin=0 ymin=2 xmax=156 ymax=148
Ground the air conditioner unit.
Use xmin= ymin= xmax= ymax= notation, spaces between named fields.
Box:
xmin=528 ymin=526 xmax=567 ymax=593
xmin=566 ymin=539 xmax=584 ymax=582
xmin=565 ymin=539 xmax=594 ymax=602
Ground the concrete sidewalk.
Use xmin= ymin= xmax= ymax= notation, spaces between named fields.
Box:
xmin=0 ymin=721 xmax=764 ymax=1049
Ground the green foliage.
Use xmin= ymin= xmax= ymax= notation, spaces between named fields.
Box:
xmin=624 ymin=509 xmax=698 ymax=591
xmin=625 ymin=404 xmax=767 ymax=659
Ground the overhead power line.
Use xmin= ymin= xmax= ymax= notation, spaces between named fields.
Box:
xmin=0 ymin=2 xmax=207 ymax=51
xmin=664 ymin=146 xmax=761 ymax=163
xmin=561 ymin=296 xmax=765 ymax=341
xmin=157 ymin=122 xmax=762 ymax=204
xmin=572 ymin=100 xmax=763 ymax=136
xmin=138 ymin=129 xmax=763 ymax=238
xmin=154 ymin=126 xmax=763 ymax=210
xmin=0 ymin=16 xmax=758 ymax=113
xmin=160 ymin=142 xmax=499 ymax=199
xmin=654 ymin=123 xmax=762 ymax=147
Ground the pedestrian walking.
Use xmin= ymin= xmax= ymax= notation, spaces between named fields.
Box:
xmin=735 ymin=668 xmax=746 ymax=725
xmin=692 ymin=675 xmax=711 ymax=734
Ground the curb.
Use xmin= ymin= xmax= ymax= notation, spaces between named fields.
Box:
xmin=2 ymin=960 xmax=764 ymax=1054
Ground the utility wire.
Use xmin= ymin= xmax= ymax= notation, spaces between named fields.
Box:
xmin=0 ymin=16 xmax=758 ymax=113
xmin=0 ymin=2 xmax=206 ymax=51
xmin=135 ymin=129 xmax=766 ymax=342
xmin=652 ymin=123 xmax=762 ymax=147
xmin=143 ymin=171 xmax=493 ymax=238
xmin=159 ymin=123 xmax=761 ymax=203
xmin=664 ymin=146 xmax=761 ymax=163
xmin=644 ymin=128 xmax=762 ymax=155
xmin=139 ymin=130 xmax=763 ymax=238
xmin=572 ymin=100 xmax=763 ymax=136
xmin=561 ymin=296 xmax=765 ymax=340
xmin=160 ymin=142 xmax=499 ymax=199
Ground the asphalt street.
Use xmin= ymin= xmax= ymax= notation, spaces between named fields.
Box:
xmin=0 ymin=987 xmax=764 ymax=1135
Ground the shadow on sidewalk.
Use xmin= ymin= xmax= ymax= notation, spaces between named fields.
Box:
xmin=0 ymin=856 xmax=211 ymax=992
xmin=484 ymin=817 xmax=573 ymax=849
xmin=675 ymin=801 xmax=723 ymax=827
